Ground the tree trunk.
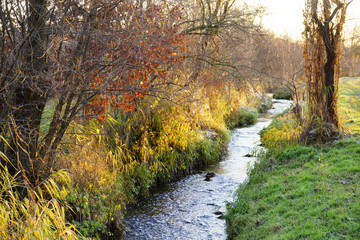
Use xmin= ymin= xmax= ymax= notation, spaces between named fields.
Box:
xmin=7 ymin=88 xmax=47 ymax=184
xmin=302 ymin=0 xmax=350 ymax=143
xmin=6 ymin=0 xmax=49 ymax=185
xmin=323 ymin=47 xmax=339 ymax=127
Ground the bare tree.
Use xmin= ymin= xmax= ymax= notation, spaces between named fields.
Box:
xmin=267 ymin=37 xmax=305 ymax=120
xmin=179 ymin=0 xmax=264 ymax=83
xmin=0 ymin=0 xmax=49 ymax=185
xmin=303 ymin=0 xmax=352 ymax=141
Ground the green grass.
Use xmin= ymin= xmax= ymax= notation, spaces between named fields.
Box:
xmin=226 ymin=78 xmax=360 ymax=240
xmin=226 ymin=78 xmax=360 ymax=239
xmin=226 ymin=138 xmax=360 ymax=240
xmin=40 ymin=98 xmax=58 ymax=137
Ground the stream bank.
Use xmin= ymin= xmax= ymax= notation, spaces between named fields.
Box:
xmin=225 ymin=133 xmax=360 ymax=240
xmin=124 ymin=100 xmax=293 ymax=239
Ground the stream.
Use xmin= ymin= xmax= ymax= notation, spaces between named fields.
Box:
xmin=124 ymin=99 xmax=293 ymax=240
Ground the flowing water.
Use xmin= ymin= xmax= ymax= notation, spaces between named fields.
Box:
xmin=124 ymin=100 xmax=293 ymax=240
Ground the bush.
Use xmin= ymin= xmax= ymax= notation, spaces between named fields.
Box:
xmin=53 ymin=86 xmax=261 ymax=238
xmin=258 ymin=97 xmax=273 ymax=113
xmin=225 ymin=108 xmax=259 ymax=129
xmin=273 ymin=88 xmax=292 ymax=100
xmin=59 ymin=101 xmax=230 ymax=238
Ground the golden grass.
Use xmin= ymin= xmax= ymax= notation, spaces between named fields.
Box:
xmin=260 ymin=113 xmax=303 ymax=150
xmin=47 ymin=85 xmax=261 ymax=237
xmin=0 ymin=169 xmax=79 ymax=239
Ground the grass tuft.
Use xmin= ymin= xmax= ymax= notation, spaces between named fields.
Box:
xmin=225 ymin=108 xmax=259 ymax=129
xmin=0 ymin=168 xmax=79 ymax=239
xmin=273 ymin=88 xmax=292 ymax=100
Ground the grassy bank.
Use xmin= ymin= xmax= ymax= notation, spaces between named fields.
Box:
xmin=0 ymin=169 xmax=79 ymax=239
xmin=63 ymin=94 xmax=261 ymax=238
xmin=0 ymin=85 xmax=263 ymax=239
xmin=226 ymin=78 xmax=360 ymax=239
xmin=226 ymin=138 xmax=360 ymax=239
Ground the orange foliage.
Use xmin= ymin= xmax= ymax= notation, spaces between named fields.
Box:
xmin=84 ymin=3 xmax=188 ymax=119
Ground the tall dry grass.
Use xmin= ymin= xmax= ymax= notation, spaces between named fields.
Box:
xmin=0 ymin=167 xmax=79 ymax=239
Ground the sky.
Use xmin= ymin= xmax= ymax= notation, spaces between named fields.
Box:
xmin=246 ymin=0 xmax=360 ymax=40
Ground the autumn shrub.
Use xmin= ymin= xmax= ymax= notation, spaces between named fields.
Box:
xmin=191 ymin=94 xmax=228 ymax=130
xmin=190 ymin=85 xmax=254 ymax=130
xmin=57 ymin=120 xmax=133 ymax=239
xmin=258 ymin=96 xmax=273 ymax=113
xmin=57 ymin=96 xmax=226 ymax=237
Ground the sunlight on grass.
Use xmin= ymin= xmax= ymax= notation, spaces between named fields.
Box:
xmin=339 ymin=77 xmax=360 ymax=133
xmin=49 ymin=86 xmax=260 ymax=238
xmin=226 ymin=136 xmax=360 ymax=240
xmin=260 ymin=113 xmax=303 ymax=150
xmin=40 ymin=99 xmax=57 ymax=137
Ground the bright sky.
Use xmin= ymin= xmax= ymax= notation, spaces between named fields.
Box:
xmin=246 ymin=0 xmax=360 ymax=40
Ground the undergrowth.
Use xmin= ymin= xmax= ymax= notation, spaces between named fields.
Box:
xmin=260 ymin=112 xmax=303 ymax=151
xmin=225 ymin=107 xmax=259 ymax=129
xmin=6 ymin=84 xmax=263 ymax=239
xmin=52 ymin=87 xmax=260 ymax=238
